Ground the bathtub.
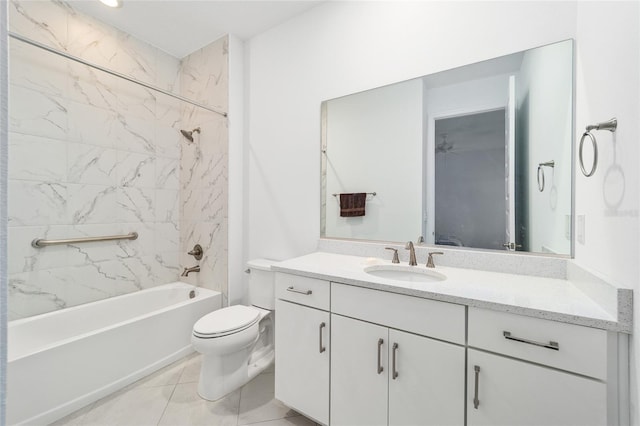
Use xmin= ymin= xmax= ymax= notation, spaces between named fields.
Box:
xmin=7 ymin=282 xmax=221 ymax=425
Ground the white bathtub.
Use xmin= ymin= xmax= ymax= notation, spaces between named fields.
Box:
xmin=7 ymin=282 xmax=221 ymax=425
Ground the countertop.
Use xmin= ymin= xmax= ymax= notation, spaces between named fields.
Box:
xmin=272 ymin=251 xmax=632 ymax=333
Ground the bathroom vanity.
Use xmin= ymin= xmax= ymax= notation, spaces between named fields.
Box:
xmin=272 ymin=251 xmax=631 ymax=426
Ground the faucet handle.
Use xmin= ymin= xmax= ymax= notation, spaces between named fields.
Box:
xmin=426 ymin=251 xmax=444 ymax=268
xmin=385 ymin=247 xmax=400 ymax=264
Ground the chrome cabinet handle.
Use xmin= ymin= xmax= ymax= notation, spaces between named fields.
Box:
xmin=392 ymin=343 xmax=399 ymax=379
xmin=286 ymin=286 xmax=312 ymax=295
xmin=377 ymin=338 xmax=384 ymax=374
xmin=319 ymin=322 xmax=326 ymax=353
xmin=473 ymin=365 xmax=480 ymax=409
xmin=503 ymin=331 xmax=559 ymax=351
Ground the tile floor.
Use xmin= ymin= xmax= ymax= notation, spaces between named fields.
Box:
xmin=53 ymin=354 xmax=319 ymax=426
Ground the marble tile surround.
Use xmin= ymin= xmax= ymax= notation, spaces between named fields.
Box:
xmin=8 ymin=0 xmax=229 ymax=319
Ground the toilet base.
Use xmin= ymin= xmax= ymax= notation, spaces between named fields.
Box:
xmin=197 ymin=347 xmax=274 ymax=401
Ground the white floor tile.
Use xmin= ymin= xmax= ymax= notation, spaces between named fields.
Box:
xmin=50 ymin=402 xmax=95 ymax=426
xmin=132 ymin=359 xmax=186 ymax=389
xmin=178 ymin=353 xmax=202 ymax=383
xmin=242 ymin=415 xmax=318 ymax=426
xmin=158 ymin=382 xmax=241 ymax=426
xmin=238 ymin=373 xmax=298 ymax=426
xmin=80 ymin=384 xmax=175 ymax=426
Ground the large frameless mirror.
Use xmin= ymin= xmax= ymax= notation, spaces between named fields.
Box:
xmin=321 ymin=39 xmax=574 ymax=256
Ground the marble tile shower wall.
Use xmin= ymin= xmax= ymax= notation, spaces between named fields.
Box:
xmin=178 ymin=37 xmax=229 ymax=305
xmin=6 ymin=0 xmax=192 ymax=320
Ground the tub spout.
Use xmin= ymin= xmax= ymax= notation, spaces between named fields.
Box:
xmin=181 ymin=265 xmax=200 ymax=277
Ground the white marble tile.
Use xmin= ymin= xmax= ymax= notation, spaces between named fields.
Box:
xmin=120 ymin=256 xmax=157 ymax=289
xmin=118 ymin=187 xmax=155 ymax=223
xmin=64 ymin=223 xmax=141 ymax=266
xmin=114 ymin=32 xmax=157 ymax=87
xmin=238 ymin=373 xmax=298 ymax=426
xmin=66 ymin=9 xmax=119 ymax=69
xmin=9 ymin=0 xmax=68 ymax=50
xmin=67 ymin=62 xmax=120 ymax=111
xmin=155 ymin=189 xmax=180 ymax=224
xmin=117 ymin=151 xmax=156 ymax=188
xmin=159 ymin=382 xmax=240 ymax=426
xmin=180 ymin=37 xmax=228 ymax=110
xmin=66 ymin=101 xmax=119 ymax=148
xmin=151 ymin=251 xmax=181 ymax=284
xmin=114 ymin=113 xmax=155 ymax=155
xmin=156 ymin=157 xmax=180 ymax=190
xmin=9 ymin=38 xmax=68 ymax=98
xmin=65 ymin=260 xmax=141 ymax=303
xmin=8 ymin=225 xmax=71 ymax=274
xmin=9 ymin=85 xmax=68 ymax=140
xmin=9 ymin=132 xmax=67 ymax=182
xmin=116 ymin=81 xmax=156 ymax=122
xmin=8 ymin=268 xmax=70 ymax=319
xmin=156 ymin=50 xmax=181 ymax=93
xmin=155 ymin=222 xmax=180 ymax=254
xmin=67 ymin=184 xmax=119 ymax=225
xmin=178 ymin=354 xmax=202 ymax=384
xmin=67 ymin=143 xmax=118 ymax=185
xmin=8 ymin=180 xmax=67 ymax=226
xmin=248 ymin=415 xmax=318 ymax=426
xmin=80 ymin=384 xmax=174 ymax=426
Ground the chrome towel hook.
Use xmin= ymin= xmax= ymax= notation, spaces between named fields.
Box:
xmin=579 ymin=118 xmax=617 ymax=177
xmin=537 ymin=161 xmax=555 ymax=192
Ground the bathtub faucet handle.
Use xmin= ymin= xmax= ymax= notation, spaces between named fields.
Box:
xmin=188 ymin=244 xmax=203 ymax=260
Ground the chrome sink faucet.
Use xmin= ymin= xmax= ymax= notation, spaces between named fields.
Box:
xmin=181 ymin=265 xmax=200 ymax=277
xmin=405 ymin=241 xmax=417 ymax=266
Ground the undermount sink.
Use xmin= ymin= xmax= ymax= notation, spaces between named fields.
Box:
xmin=363 ymin=264 xmax=446 ymax=283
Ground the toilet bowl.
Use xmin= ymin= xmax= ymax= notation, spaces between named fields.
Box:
xmin=191 ymin=259 xmax=277 ymax=401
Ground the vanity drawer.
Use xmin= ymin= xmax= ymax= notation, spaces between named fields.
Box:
xmin=275 ymin=273 xmax=330 ymax=311
xmin=468 ymin=307 xmax=608 ymax=379
xmin=331 ymin=282 xmax=465 ymax=345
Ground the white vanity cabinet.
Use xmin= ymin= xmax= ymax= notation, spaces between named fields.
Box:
xmin=330 ymin=283 xmax=466 ymax=426
xmin=274 ymin=274 xmax=330 ymax=425
xmin=467 ymin=308 xmax=611 ymax=426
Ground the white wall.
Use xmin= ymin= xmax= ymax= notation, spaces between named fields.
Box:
xmin=245 ymin=0 xmax=639 ymax=422
xmin=574 ymin=2 xmax=640 ymax=421
xmin=518 ymin=41 xmax=573 ymax=254
xmin=325 ymin=79 xmax=422 ymax=242
xmin=246 ymin=1 xmax=576 ymax=261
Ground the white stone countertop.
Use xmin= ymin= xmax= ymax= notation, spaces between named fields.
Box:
xmin=272 ymin=251 xmax=632 ymax=333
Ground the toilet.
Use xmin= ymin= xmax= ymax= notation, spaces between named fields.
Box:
xmin=191 ymin=259 xmax=277 ymax=401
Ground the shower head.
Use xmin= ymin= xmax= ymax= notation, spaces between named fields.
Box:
xmin=180 ymin=127 xmax=201 ymax=142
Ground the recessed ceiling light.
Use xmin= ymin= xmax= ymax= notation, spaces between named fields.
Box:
xmin=99 ymin=0 xmax=122 ymax=8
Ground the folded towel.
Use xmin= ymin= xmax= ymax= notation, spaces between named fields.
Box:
xmin=339 ymin=193 xmax=366 ymax=217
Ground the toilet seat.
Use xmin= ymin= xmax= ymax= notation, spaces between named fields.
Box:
xmin=193 ymin=305 xmax=261 ymax=339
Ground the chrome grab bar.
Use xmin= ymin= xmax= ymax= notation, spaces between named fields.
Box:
xmin=286 ymin=286 xmax=312 ymax=295
xmin=503 ymin=331 xmax=559 ymax=351
xmin=31 ymin=232 xmax=138 ymax=248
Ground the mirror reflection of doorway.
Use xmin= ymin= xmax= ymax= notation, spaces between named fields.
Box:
xmin=433 ymin=109 xmax=507 ymax=250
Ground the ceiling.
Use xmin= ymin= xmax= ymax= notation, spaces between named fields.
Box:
xmin=68 ymin=0 xmax=324 ymax=58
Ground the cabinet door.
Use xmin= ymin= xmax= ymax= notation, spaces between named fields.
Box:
xmin=467 ymin=349 xmax=607 ymax=426
xmin=331 ymin=314 xmax=388 ymax=426
xmin=388 ymin=329 xmax=465 ymax=426
xmin=275 ymin=300 xmax=330 ymax=425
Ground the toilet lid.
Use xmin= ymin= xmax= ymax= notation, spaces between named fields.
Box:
xmin=193 ymin=305 xmax=260 ymax=337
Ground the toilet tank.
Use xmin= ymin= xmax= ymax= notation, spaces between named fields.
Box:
xmin=247 ymin=258 xmax=278 ymax=310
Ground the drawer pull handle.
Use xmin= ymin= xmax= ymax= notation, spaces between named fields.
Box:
xmin=286 ymin=286 xmax=312 ymax=295
xmin=473 ymin=365 xmax=480 ymax=409
xmin=377 ymin=338 xmax=384 ymax=374
xmin=319 ymin=322 xmax=326 ymax=353
xmin=503 ymin=331 xmax=559 ymax=351
xmin=392 ymin=343 xmax=399 ymax=379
